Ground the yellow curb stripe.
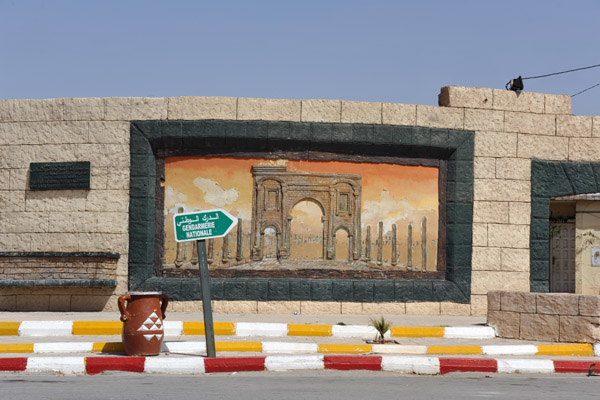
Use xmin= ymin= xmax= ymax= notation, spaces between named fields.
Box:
xmin=92 ymin=342 xmax=125 ymax=353
xmin=390 ymin=327 xmax=445 ymax=337
xmin=0 ymin=343 xmax=34 ymax=353
xmin=0 ymin=322 xmax=21 ymax=336
xmin=318 ymin=344 xmax=373 ymax=354
xmin=288 ymin=324 xmax=332 ymax=336
xmin=215 ymin=341 xmax=262 ymax=352
xmin=536 ymin=344 xmax=594 ymax=356
xmin=72 ymin=321 xmax=122 ymax=335
xmin=183 ymin=322 xmax=236 ymax=336
xmin=427 ymin=346 xmax=482 ymax=355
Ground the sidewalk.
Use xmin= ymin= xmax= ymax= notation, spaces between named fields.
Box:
xmin=0 ymin=312 xmax=598 ymax=376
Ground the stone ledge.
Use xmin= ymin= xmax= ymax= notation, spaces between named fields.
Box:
xmin=487 ymin=291 xmax=600 ymax=343
xmin=0 ymin=252 xmax=120 ymax=286
xmin=0 ymin=251 xmax=120 ymax=259
xmin=0 ymin=279 xmax=116 ymax=287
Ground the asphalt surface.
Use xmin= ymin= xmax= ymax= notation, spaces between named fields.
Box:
xmin=1 ymin=371 xmax=599 ymax=400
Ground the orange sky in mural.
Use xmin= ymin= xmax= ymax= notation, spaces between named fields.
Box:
xmin=164 ymin=156 xmax=439 ymax=230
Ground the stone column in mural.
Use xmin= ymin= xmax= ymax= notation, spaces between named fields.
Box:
xmin=365 ymin=225 xmax=371 ymax=262
xmin=391 ymin=224 xmax=398 ymax=266
xmin=327 ymin=188 xmax=335 ymax=260
xmin=191 ymin=242 xmax=198 ymax=265
xmin=421 ymin=216 xmax=428 ymax=271
xmin=377 ymin=221 xmax=383 ymax=266
xmin=407 ymin=223 xmax=413 ymax=269
xmin=222 ymin=232 xmax=230 ymax=263
xmin=207 ymin=239 xmax=214 ymax=264
xmin=352 ymin=187 xmax=362 ymax=260
xmin=236 ymin=218 xmax=243 ymax=261
xmin=285 ymin=217 xmax=292 ymax=257
xmin=250 ymin=181 xmax=262 ymax=261
xmin=321 ymin=216 xmax=327 ymax=260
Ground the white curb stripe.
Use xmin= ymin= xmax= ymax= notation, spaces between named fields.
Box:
xmin=26 ymin=357 xmax=86 ymax=374
xmin=265 ymin=355 xmax=324 ymax=371
xmin=262 ymin=342 xmax=319 ymax=354
xmin=373 ymin=345 xmax=427 ymax=354
xmin=594 ymin=343 xmax=600 ymax=357
xmin=145 ymin=357 xmax=205 ymax=374
xmin=236 ymin=322 xmax=288 ymax=337
xmin=18 ymin=321 xmax=74 ymax=337
xmin=161 ymin=341 xmax=206 ymax=354
xmin=163 ymin=321 xmax=184 ymax=336
xmin=482 ymin=345 xmax=538 ymax=356
xmin=381 ymin=356 xmax=440 ymax=375
xmin=444 ymin=326 xmax=495 ymax=339
xmin=497 ymin=359 xmax=555 ymax=374
xmin=33 ymin=342 xmax=94 ymax=353
xmin=331 ymin=325 xmax=378 ymax=338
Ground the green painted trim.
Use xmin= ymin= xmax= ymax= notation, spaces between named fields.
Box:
xmin=530 ymin=160 xmax=600 ymax=292
xmin=129 ymin=120 xmax=475 ymax=303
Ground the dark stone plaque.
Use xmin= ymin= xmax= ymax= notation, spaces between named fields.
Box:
xmin=29 ymin=161 xmax=91 ymax=190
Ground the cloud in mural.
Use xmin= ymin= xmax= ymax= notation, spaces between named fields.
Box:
xmin=193 ymin=177 xmax=239 ymax=207
xmin=166 ymin=203 xmax=196 ymax=216
xmin=362 ymin=190 xmax=414 ymax=233
xmin=165 ymin=186 xmax=188 ymax=209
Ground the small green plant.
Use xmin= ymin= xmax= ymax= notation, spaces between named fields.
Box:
xmin=336 ymin=322 xmax=346 ymax=326
xmin=370 ymin=316 xmax=391 ymax=344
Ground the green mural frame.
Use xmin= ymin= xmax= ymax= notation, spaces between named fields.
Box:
xmin=530 ymin=159 xmax=600 ymax=292
xmin=129 ymin=120 xmax=474 ymax=302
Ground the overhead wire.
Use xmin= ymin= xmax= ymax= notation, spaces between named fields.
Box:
xmin=507 ymin=63 xmax=600 ymax=98
xmin=522 ymin=63 xmax=600 ymax=80
xmin=571 ymin=83 xmax=600 ymax=98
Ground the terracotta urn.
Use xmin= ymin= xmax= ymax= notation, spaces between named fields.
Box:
xmin=118 ymin=291 xmax=168 ymax=356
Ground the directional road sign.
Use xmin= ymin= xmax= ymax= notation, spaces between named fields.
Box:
xmin=173 ymin=209 xmax=238 ymax=242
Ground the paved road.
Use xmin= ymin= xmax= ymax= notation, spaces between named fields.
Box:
xmin=1 ymin=371 xmax=599 ymax=400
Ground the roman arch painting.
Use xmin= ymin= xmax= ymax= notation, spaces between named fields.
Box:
xmin=162 ymin=156 xmax=440 ymax=278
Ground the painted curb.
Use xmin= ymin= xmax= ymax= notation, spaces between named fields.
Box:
xmin=0 ymin=341 xmax=595 ymax=357
xmin=0 ymin=356 xmax=597 ymax=375
xmin=0 ymin=321 xmax=495 ymax=339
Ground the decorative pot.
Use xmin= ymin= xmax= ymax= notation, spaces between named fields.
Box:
xmin=118 ymin=291 xmax=168 ymax=356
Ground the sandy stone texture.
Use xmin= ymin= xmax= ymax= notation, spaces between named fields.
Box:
xmin=500 ymin=291 xmax=536 ymax=313
xmin=544 ymin=94 xmax=571 ymax=115
xmin=519 ymin=313 xmax=559 ymax=341
xmin=301 ymin=99 xmax=341 ymax=123
xmin=536 ymin=293 xmax=579 ymax=315
xmin=559 ymin=315 xmax=600 ymax=343
xmin=439 ymin=86 xmax=493 ymax=109
xmin=237 ymin=98 xmax=301 ymax=122
xmin=341 ymin=101 xmax=382 ymax=124
xmin=487 ymin=310 xmax=519 ymax=338
xmin=382 ymin=103 xmax=416 ymax=126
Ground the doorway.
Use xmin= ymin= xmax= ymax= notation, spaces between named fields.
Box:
xmin=550 ymin=221 xmax=576 ymax=293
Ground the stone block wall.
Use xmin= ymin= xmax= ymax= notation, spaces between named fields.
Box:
xmin=0 ymin=87 xmax=599 ymax=314
xmin=487 ymin=291 xmax=600 ymax=343
xmin=0 ymin=252 xmax=118 ymax=284
xmin=440 ymin=86 xmax=599 ymax=314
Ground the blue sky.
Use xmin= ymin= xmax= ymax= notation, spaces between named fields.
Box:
xmin=1 ymin=0 xmax=598 ymax=115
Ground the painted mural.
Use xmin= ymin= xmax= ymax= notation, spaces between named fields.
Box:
xmin=163 ymin=157 xmax=439 ymax=274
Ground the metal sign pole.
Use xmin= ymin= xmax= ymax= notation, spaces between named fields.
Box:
xmin=196 ymin=239 xmax=216 ymax=358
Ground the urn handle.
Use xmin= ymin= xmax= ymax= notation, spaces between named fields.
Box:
xmin=118 ymin=294 xmax=132 ymax=322
xmin=160 ymin=293 xmax=169 ymax=320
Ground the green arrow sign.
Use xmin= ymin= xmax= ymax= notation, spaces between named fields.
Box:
xmin=173 ymin=209 xmax=238 ymax=242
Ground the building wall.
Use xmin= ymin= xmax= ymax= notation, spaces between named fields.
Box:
xmin=0 ymin=87 xmax=598 ymax=315
xmin=576 ymin=201 xmax=600 ymax=295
